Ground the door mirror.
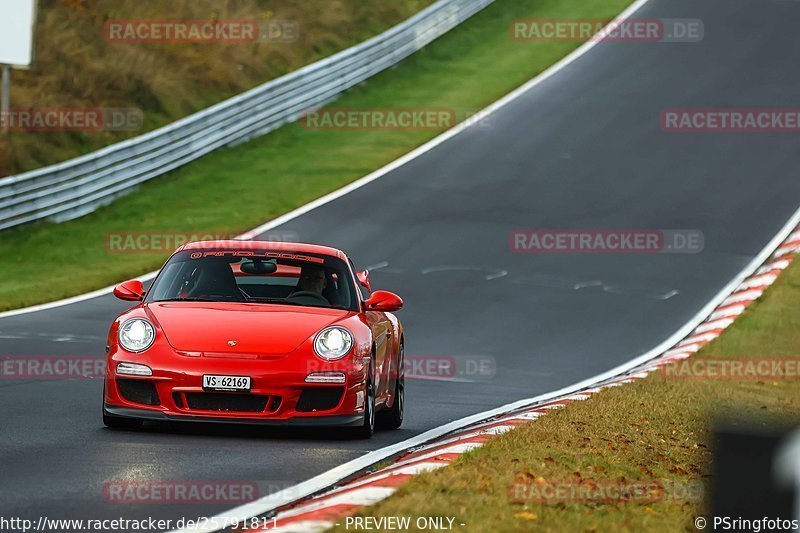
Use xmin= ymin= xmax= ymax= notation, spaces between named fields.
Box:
xmin=364 ymin=290 xmax=403 ymax=312
xmin=113 ymin=280 xmax=145 ymax=302
xmin=356 ymin=269 xmax=371 ymax=292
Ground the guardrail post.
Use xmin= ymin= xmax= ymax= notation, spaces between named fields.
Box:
xmin=1 ymin=65 xmax=10 ymax=133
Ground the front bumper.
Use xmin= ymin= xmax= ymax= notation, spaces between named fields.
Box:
xmin=104 ymin=404 xmax=364 ymax=427
xmin=105 ymin=344 xmax=368 ymax=426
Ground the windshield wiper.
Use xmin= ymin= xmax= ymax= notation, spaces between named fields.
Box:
xmin=152 ymin=297 xmax=224 ymax=303
xmin=244 ymin=297 xmax=350 ymax=310
xmin=244 ymin=297 xmax=303 ymax=306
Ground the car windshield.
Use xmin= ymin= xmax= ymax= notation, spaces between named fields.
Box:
xmin=146 ymin=249 xmax=358 ymax=311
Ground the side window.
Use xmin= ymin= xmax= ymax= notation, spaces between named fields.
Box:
xmin=349 ymin=259 xmax=370 ymax=300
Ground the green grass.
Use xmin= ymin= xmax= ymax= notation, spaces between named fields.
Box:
xmin=0 ymin=0 xmax=632 ymax=311
xmin=2 ymin=0 xmax=435 ymax=176
xmin=330 ymin=255 xmax=800 ymax=532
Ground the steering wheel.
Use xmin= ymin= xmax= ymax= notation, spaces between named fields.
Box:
xmin=287 ymin=291 xmax=330 ymax=305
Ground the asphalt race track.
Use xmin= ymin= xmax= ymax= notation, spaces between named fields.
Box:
xmin=3 ymin=0 xmax=800 ymax=525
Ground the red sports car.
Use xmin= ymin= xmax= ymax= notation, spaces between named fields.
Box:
xmin=103 ymin=240 xmax=404 ymax=438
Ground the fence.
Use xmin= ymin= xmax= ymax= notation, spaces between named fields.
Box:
xmin=0 ymin=0 xmax=494 ymax=231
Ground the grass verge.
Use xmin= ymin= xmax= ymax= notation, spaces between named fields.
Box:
xmin=2 ymin=0 xmax=435 ymax=176
xmin=0 ymin=0 xmax=632 ymax=311
xmin=330 ymin=254 xmax=800 ymax=532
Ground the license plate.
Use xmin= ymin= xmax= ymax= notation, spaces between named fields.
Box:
xmin=202 ymin=374 xmax=251 ymax=392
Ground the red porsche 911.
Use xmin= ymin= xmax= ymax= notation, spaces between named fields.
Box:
xmin=103 ymin=240 xmax=404 ymax=438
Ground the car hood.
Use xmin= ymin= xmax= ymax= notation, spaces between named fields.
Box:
xmin=146 ymin=302 xmax=352 ymax=356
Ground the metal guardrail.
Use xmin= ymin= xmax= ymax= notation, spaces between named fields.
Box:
xmin=0 ymin=0 xmax=494 ymax=231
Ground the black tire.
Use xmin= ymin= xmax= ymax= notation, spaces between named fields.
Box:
xmin=377 ymin=341 xmax=404 ymax=430
xmin=351 ymin=359 xmax=376 ymax=439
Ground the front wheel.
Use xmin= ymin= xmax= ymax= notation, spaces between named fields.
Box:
xmin=377 ymin=341 xmax=404 ymax=430
xmin=351 ymin=362 xmax=376 ymax=439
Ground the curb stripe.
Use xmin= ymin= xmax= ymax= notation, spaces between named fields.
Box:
xmin=251 ymin=231 xmax=799 ymax=531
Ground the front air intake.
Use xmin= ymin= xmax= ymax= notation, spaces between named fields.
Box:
xmin=296 ymin=387 xmax=344 ymax=412
xmin=117 ymin=379 xmax=160 ymax=406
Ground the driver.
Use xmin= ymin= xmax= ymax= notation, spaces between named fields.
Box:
xmin=287 ymin=264 xmax=330 ymax=305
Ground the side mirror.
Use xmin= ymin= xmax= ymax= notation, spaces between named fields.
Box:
xmin=356 ymin=269 xmax=371 ymax=292
xmin=365 ymin=290 xmax=403 ymax=312
xmin=113 ymin=280 xmax=145 ymax=302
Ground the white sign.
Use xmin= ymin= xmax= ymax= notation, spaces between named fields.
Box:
xmin=0 ymin=0 xmax=37 ymax=67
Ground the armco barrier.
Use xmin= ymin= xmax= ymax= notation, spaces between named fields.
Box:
xmin=0 ymin=0 xmax=494 ymax=231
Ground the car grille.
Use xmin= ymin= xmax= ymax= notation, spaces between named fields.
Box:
xmin=296 ymin=387 xmax=344 ymax=412
xmin=180 ymin=392 xmax=275 ymax=413
xmin=117 ymin=379 xmax=160 ymax=406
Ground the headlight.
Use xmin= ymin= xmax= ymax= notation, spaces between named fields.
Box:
xmin=118 ymin=318 xmax=156 ymax=353
xmin=314 ymin=327 xmax=353 ymax=360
